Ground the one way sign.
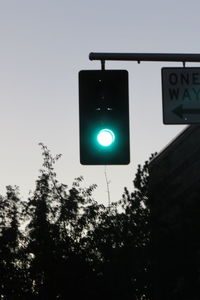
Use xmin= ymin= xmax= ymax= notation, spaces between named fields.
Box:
xmin=162 ymin=67 xmax=200 ymax=124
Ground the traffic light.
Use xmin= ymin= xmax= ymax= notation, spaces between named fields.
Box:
xmin=79 ymin=70 xmax=130 ymax=165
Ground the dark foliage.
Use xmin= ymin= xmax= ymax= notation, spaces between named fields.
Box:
xmin=0 ymin=144 xmax=153 ymax=300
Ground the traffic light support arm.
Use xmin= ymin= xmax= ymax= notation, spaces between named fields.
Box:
xmin=89 ymin=52 xmax=200 ymax=64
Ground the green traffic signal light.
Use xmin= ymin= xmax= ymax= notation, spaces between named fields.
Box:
xmin=97 ymin=128 xmax=115 ymax=147
xmin=79 ymin=70 xmax=130 ymax=165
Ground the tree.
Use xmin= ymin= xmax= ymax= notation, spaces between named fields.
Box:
xmin=0 ymin=144 xmax=154 ymax=300
xmin=0 ymin=186 xmax=25 ymax=299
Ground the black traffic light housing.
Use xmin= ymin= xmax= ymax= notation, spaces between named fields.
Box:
xmin=79 ymin=70 xmax=130 ymax=165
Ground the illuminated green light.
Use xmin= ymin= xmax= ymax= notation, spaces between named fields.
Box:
xmin=97 ymin=129 xmax=115 ymax=147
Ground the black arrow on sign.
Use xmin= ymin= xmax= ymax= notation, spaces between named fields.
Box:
xmin=173 ymin=105 xmax=200 ymax=119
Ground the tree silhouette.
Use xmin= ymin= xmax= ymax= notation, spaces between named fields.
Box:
xmin=0 ymin=186 xmax=26 ymax=299
xmin=0 ymin=145 xmax=153 ymax=300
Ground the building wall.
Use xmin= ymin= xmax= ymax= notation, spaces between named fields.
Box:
xmin=149 ymin=125 xmax=200 ymax=300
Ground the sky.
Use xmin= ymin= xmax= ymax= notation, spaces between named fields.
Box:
xmin=1 ymin=0 xmax=199 ymax=204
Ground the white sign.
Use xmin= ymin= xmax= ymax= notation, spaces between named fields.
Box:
xmin=162 ymin=68 xmax=200 ymax=124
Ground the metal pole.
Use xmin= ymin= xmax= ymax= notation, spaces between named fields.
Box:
xmin=89 ymin=52 xmax=200 ymax=63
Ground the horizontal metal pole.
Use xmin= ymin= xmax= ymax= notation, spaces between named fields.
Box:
xmin=89 ymin=52 xmax=200 ymax=63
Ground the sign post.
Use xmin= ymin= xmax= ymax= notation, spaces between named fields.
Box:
xmin=162 ymin=68 xmax=200 ymax=124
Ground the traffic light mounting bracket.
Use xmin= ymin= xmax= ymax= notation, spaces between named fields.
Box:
xmin=89 ymin=52 xmax=200 ymax=66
